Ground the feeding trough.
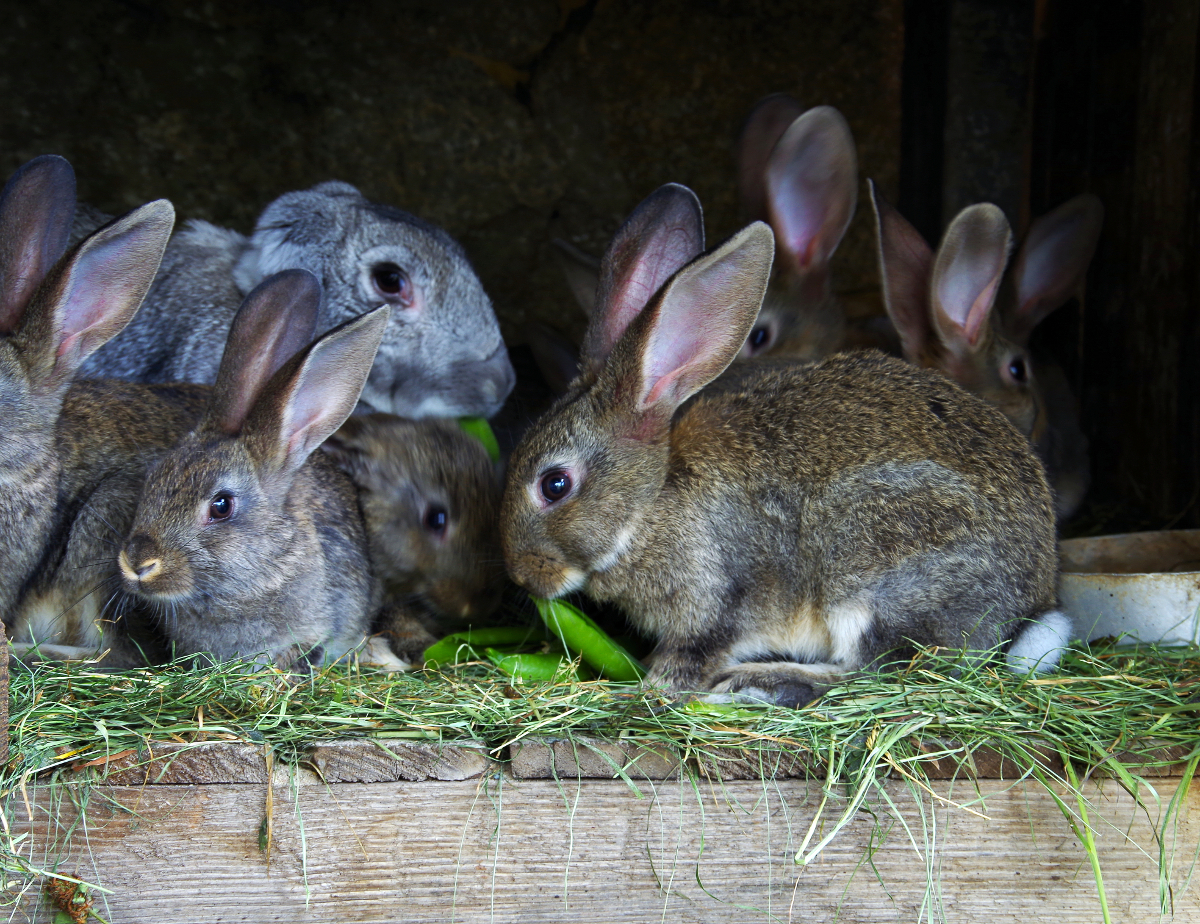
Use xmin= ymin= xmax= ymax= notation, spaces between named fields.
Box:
xmin=1059 ymin=529 xmax=1200 ymax=645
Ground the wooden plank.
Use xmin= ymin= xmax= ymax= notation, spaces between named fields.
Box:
xmin=13 ymin=775 xmax=1198 ymax=923
xmin=510 ymin=736 xmax=681 ymax=780
xmin=308 ymin=740 xmax=492 ymax=783
xmin=74 ymin=740 xmax=494 ymax=785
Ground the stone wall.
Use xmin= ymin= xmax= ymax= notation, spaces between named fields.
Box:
xmin=0 ymin=0 xmax=903 ymax=344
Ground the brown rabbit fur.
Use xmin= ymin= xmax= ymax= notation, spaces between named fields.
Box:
xmin=871 ymin=181 xmax=1101 ymax=521
xmin=0 ymin=156 xmax=206 ymax=662
xmin=115 ymin=274 xmax=389 ymax=668
xmin=323 ymin=413 xmax=505 ymax=663
xmin=502 ymin=184 xmax=1066 ymax=707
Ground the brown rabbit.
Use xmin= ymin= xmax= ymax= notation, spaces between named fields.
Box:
xmin=871 ymin=182 xmax=1102 ymax=520
xmin=0 ymin=156 xmax=207 ymax=663
xmin=501 ymin=184 xmax=1068 ymax=707
xmin=734 ymin=95 xmax=858 ymax=361
xmin=547 ymin=97 xmax=861 ymax=369
xmin=323 ymin=413 xmax=505 ymax=663
xmin=113 ymin=276 xmax=389 ymax=668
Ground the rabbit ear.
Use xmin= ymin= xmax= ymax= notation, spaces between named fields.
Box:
xmin=628 ymin=223 xmax=775 ymax=420
xmin=736 ymin=93 xmax=807 ymax=223
xmin=871 ymin=180 xmax=935 ymax=359
xmin=765 ymin=106 xmax=857 ymax=278
xmin=580 ymin=184 xmax=705 ymax=373
xmin=206 ymin=269 xmax=322 ymax=435
xmin=244 ymin=306 xmax=389 ymax=477
xmin=1009 ymin=193 xmax=1104 ymax=343
xmin=525 ymin=321 xmax=580 ymax=395
xmin=551 ymin=238 xmax=600 ymax=316
xmin=18 ymin=199 xmax=175 ymax=387
xmin=930 ymin=203 xmax=1011 ymax=355
xmin=0 ymin=155 xmax=77 ymax=334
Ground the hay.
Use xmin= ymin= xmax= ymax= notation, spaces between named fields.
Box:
xmin=2 ymin=638 xmax=1198 ymax=918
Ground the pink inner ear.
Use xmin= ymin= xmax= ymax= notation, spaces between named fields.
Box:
xmin=638 ymin=256 xmax=749 ymax=412
xmin=601 ymin=225 xmax=700 ymax=355
xmin=765 ymin=108 xmax=856 ymax=274
xmin=936 ymin=271 xmax=1001 ymax=346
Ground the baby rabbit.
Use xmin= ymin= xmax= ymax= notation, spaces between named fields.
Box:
xmin=114 ymin=271 xmax=389 ymax=667
xmin=323 ymin=414 xmax=505 ymax=662
xmin=733 ymin=95 xmax=858 ymax=361
xmin=871 ymin=182 xmax=1102 ymax=521
xmin=501 ymin=184 xmax=1068 ymax=707
xmin=0 ymin=156 xmax=196 ymax=653
xmin=76 ymin=181 xmax=515 ymax=419
xmin=541 ymin=96 xmax=860 ymax=382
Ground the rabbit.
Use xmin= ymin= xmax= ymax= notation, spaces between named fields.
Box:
xmin=733 ymin=96 xmax=861 ymax=362
xmin=74 ymin=180 xmax=516 ymax=420
xmin=322 ymin=413 xmax=505 ymax=662
xmin=0 ymin=155 xmax=199 ymax=661
xmin=12 ymin=277 xmax=332 ymax=669
xmin=500 ymin=183 xmax=1069 ymax=707
xmin=107 ymin=269 xmax=392 ymax=668
xmin=870 ymin=181 xmax=1103 ymax=521
xmin=540 ymin=97 xmax=864 ymax=384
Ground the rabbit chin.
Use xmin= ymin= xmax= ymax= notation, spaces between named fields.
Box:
xmin=509 ymin=557 xmax=588 ymax=600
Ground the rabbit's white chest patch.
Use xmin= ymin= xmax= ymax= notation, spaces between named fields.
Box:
xmin=725 ymin=598 xmax=871 ymax=668
xmin=13 ymin=591 xmax=104 ymax=650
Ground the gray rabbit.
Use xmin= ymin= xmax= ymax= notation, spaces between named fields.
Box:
xmin=501 ymin=184 xmax=1069 ymax=707
xmin=78 ymin=181 xmax=515 ymax=419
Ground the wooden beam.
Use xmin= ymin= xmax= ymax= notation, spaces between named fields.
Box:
xmin=14 ymin=774 xmax=1197 ymax=923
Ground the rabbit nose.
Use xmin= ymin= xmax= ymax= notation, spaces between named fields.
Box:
xmin=119 ymin=535 xmax=163 ymax=582
xmin=480 ymin=342 xmax=516 ymax=405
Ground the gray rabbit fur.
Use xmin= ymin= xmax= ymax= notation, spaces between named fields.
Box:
xmin=501 ymin=184 xmax=1069 ymax=707
xmin=0 ymin=156 xmax=207 ymax=663
xmin=77 ymin=181 xmax=515 ymax=420
xmin=115 ymin=272 xmax=389 ymax=668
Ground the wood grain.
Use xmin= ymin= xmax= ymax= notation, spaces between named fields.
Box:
xmin=12 ymin=773 xmax=1197 ymax=923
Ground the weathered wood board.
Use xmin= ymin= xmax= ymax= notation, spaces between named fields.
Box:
xmin=12 ymin=761 xmax=1198 ymax=923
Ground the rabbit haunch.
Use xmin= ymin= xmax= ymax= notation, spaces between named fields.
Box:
xmin=77 ymin=180 xmax=515 ymax=420
xmin=501 ymin=184 xmax=1067 ymax=708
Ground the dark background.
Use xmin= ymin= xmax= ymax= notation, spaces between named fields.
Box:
xmin=2 ymin=0 xmax=1197 ymax=533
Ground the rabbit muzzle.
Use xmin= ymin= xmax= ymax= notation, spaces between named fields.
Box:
xmin=504 ymin=547 xmax=586 ymax=600
xmin=118 ymin=534 xmax=192 ymax=598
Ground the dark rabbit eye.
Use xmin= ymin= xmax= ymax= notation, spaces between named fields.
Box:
xmin=748 ymin=325 xmax=772 ymax=352
xmin=1007 ymin=356 xmax=1028 ymax=384
xmin=208 ymin=492 xmax=235 ymax=523
xmin=423 ymin=505 xmax=448 ymax=535
xmin=371 ymin=262 xmax=414 ymax=306
xmin=540 ymin=470 xmax=572 ymax=504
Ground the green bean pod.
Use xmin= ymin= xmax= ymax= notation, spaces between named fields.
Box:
xmin=423 ymin=626 xmax=544 ymax=668
xmin=532 ymin=597 xmax=646 ymax=682
xmin=458 ymin=416 xmax=501 ymax=462
xmin=486 ymin=649 xmax=574 ymax=682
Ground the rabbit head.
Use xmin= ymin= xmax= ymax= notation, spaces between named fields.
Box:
xmin=233 ymin=180 xmax=514 ymax=420
xmin=117 ymin=269 xmax=386 ymax=661
xmin=734 ymin=97 xmax=857 ymax=362
xmin=872 ymin=182 xmax=1102 ymax=520
xmin=324 ymin=413 xmax=504 ymax=625
xmin=502 ymin=184 xmax=774 ymax=599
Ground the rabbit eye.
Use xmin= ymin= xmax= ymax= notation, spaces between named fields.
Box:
xmin=371 ymin=263 xmax=414 ymax=306
xmin=207 ymin=492 xmax=235 ymax=523
xmin=423 ymin=505 xmax=448 ymax=535
xmin=748 ymin=325 xmax=772 ymax=352
xmin=540 ymin=470 xmax=572 ymax=504
xmin=1006 ymin=356 xmax=1028 ymax=384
